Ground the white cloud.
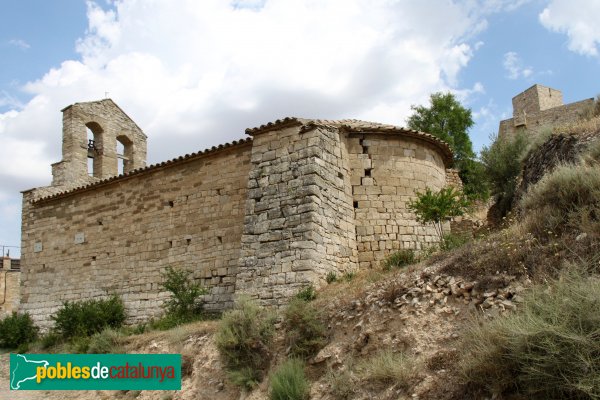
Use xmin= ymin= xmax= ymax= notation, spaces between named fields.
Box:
xmin=503 ymin=51 xmax=533 ymax=80
xmin=8 ymin=39 xmax=30 ymax=50
xmin=540 ymin=0 xmax=600 ymax=57
xmin=0 ymin=0 xmax=511 ymax=248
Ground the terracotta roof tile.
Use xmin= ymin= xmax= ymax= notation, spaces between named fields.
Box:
xmin=32 ymin=137 xmax=252 ymax=203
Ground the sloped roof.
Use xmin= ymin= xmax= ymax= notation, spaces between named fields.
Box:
xmin=246 ymin=117 xmax=453 ymax=164
xmin=31 ymin=137 xmax=253 ymax=203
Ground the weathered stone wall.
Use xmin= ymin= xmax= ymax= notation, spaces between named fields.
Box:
xmin=51 ymin=99 xmax=147 ymax=188
xmin=348 ymin=134 xmax=446 ymax=268
xmin=0 ymin=258 xmax=20 ymax=317
xmin=512 ymin=84 xmax=563 ymax=116
xmin=499 ymin=85 xmax=594 ymax=140
xmin=20 ymin=141 xmax=252 ymax=329
xmin=237 ymin=123 xmax=358 ymax=307
xmin=20 ymin=104 xmax=455 ymax=326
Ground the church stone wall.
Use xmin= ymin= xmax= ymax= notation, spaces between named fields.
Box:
xmin=348 ymin=134 xmax=446 ymax=268
xmin=20 ymin=141 xmax=252 ymax=329
xmin=236 ymin=124 xmax=358 ymax=307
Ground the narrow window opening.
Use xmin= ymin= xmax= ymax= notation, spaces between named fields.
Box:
xmin=256 ymin=196 xmax=262 ymax=203
xmin=87 ymin=127 xmax=95 ymax=176
xmin=362 ymin=146 xmax=369 ymax=154
xmin=216 ymin=189 xmax=222 ymax=195
xmin=117 ymin=140 xmax=125 ymax=174
xmin=353 ymin=201 xmax=359 ymax=209
xmin=92 ymin=256 xmax=96 ymax=261
xmin=42 ymin=264 xmax=46 ymax=270
xmin=97 ymin=220 xmax=103 ymax=226
xmin=186 ymin=238 xmax=191 ymax=245
xmin=168 ymin=240 xmax=173 ymax=248
xmin=365 ymin=168 xmax=372 ymax=177
xmin=217 ymin=236 xmax=223 ymax=244
xmin=337 ymin=171 xmax=344 ymax=179
xmin=168 ymin=201 xmax=174 ymax=207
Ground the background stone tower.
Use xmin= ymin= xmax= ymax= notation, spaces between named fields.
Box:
xmin=51 ymin=99 xmax=147 ymax=188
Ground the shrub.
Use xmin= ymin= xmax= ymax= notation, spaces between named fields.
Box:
xmin=356 ymin=350 xmax=416 ymax=387
xmin=326 ymin=272 xmax=337 ymax=284
xmin=382 ymin=249 xmax=416 ymax=271
xmin=460 ymin=273 xmax=600 ymax=399
xmin=86 ymin=328 xmax=124 ymax=354
xmin=325 ymin=367 xmax=356 ymax=399
xmin=0 ymin=312 xmax=38 ymax=349
xmin=284 ymin=298 xmax=327 ymax=358
xmin=408 ymin=187 xmax=470 ymax=241
xmin=215 ymin=296 xmax=276 ymax=389
xmin=480 ymin=132 xmax=529 ymax=217
xmin=440 ymin=233 xmax=470 ymax=251
xmin=161 ymin=266 xmax=207 ymax=319
xmin=520 ymin=163 xmax=600 ymax=239
xmin=343 ymin=272 xmax=356 ymax=282
xmin=295 ymin=285 xmax=316 ymax=302
xmin=51 ymin=295 xmax=126 ymax=339
xmin=270 ymin=359 xmax=310 ymax=400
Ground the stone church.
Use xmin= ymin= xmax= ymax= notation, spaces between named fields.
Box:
xmin=20 ymin=99 xmax=457 ymax=329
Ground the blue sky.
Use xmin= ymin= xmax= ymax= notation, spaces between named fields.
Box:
xmin=1 ymin=0 xmax=599 ymax=256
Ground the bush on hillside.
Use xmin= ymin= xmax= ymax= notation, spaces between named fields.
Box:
xmin=283 ymin=298 xmax=327 ymax=358
xmin=460 ymin=272 xmax=600 ymax=399
xmin=480 ymin=132 xmax=529 ymax=217
xmin=215 ymin=296 xmax=276 ymax=389
xmin=270 ymin=358 xmax=310 ymax=400
xmin=520 ymin=163 xmax=600 ymax=239
xmin=0 ymin=312 xmax=38 ymax=349
xmin=51 ymin=295 xmax=126 ymax=339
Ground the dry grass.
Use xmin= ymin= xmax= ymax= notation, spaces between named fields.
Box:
xmin=123 ymin=319 xmax=217 ymax=350
xmin=460 ymin=271 xmax=600 ymax=399
xmin=553 ymin=115 xmax=600 ymax=137
xmin=355 ymin=350 xmax=418 ymax=388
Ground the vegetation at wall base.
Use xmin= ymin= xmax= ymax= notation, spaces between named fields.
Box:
xmin=325 ymin=271 xmax=337 ymax=284
xmin=382 ymin=249 xmax=416 ymax=270
xmin=295 ymin=285 xmax=317 ymax=301
xmin=51 ymin=294 xmax=126 ymax=339
xmin=408 ymin=187 xmax=469 ymax=241
xmin=160 ymin=266 xmax=207 ymax=321
xmin=270 ymin=358 xmax=310 ymax=400
xmin=283 ymin=298 xmax=327 ymax=359
xmin=215 ymin=296 xmax=276 ymax=390
xmin=0 ymin=312 xmax=38 ymax=349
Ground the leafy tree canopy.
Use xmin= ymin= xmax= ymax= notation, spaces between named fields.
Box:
xmin=407 ymin=92 xmax=475 ymax=165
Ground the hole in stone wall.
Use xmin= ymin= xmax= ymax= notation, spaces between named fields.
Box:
xmin=92 ymin=256 xmax=96 ymax=261
xmin=362 ymin=146 xmax=369 ymax=154
xmin=97 ymin=220 xmax=103 ymax=226
xmin=338 ymin=172 xmax=343 ymax=179
xmin=217 ymin=236 xmax=223 ymax=244
xmin=186 ymin=238 xmax=191 ymax=245
xmin=217 ymin=189 xmax=222 ymax=195
xmin=168 ymin=201 xmax=174 ymax=207
xmin=169 ymin=240 xmax=173 ymax=248
xmin=353 ymin=201 xmax=359 ymax=209
xmin=256 ymin=196 xmax=262 ymax=203
xmin=42 ymin=264 xmax=46 ymax=270
xmin=365 ymin=168 xmax=372 ymax=177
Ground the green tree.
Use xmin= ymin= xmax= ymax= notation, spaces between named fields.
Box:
xmin=407 ymin=92 xmax=488 ymax=200
xmin=480 ymin=132 xmax=528 ymax=217
xmin=407 ymin=92 xmax=475 ymax=165
xmin=408 ymin=187 xmax=470 ymax=242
